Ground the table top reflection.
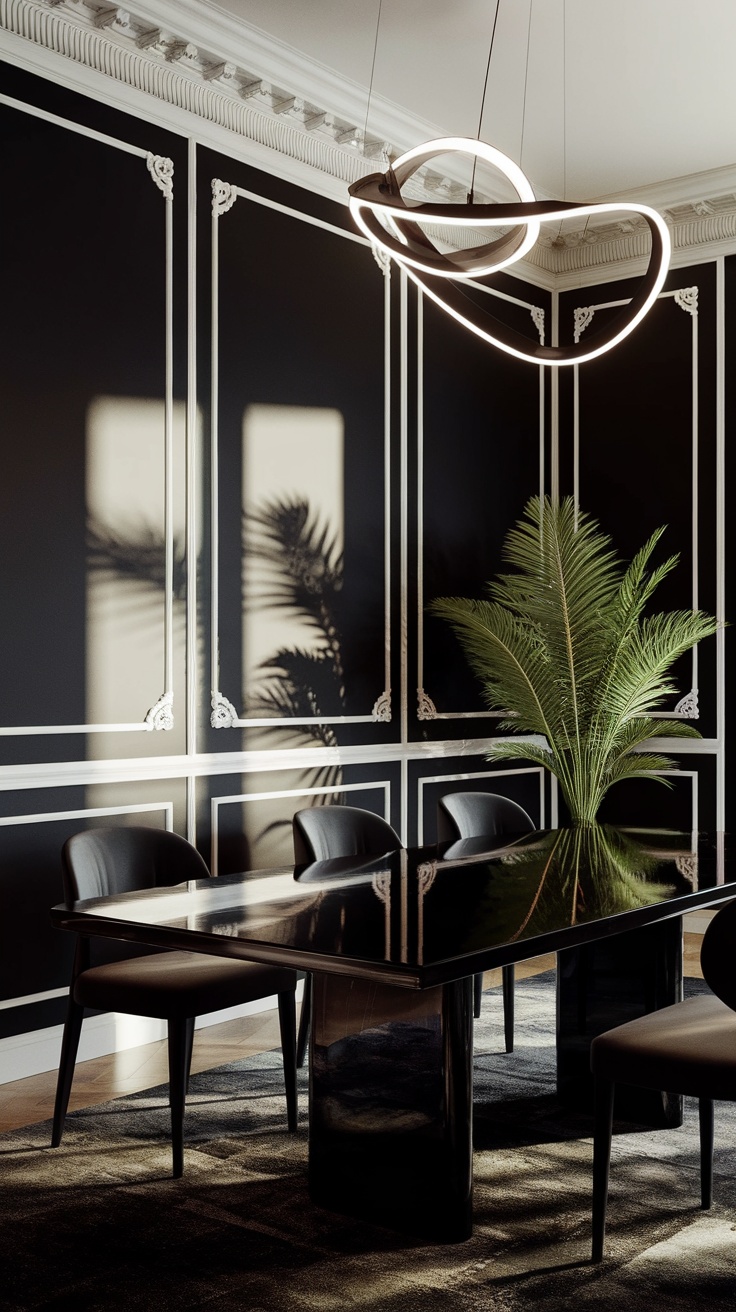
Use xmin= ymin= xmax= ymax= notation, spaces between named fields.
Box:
xmin=51 ymin=825 xmax=734 ymax=990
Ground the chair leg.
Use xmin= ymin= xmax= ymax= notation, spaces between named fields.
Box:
xmin=502 ymin=963 xmax=515 ymax=1053
xmin=296 ymin=973 xmax=312 ymax=1069
xmin=51 ymin=998 xmax=85 ymax=1148
xmin=184 ymin=1014 xmax=195 ymax=1096
xmin=167 ymin=1017 xmax=193 ymax=1179
xmin=699 ymin=1097 xmax=714 ymax=1209
xmin=277 ymin=990 xmax=298 ymax=1132
xmin=473 ymin=972 xmax=483 ymax=1019
xmin=592 ymin=1078 xmax=615 ymax=1263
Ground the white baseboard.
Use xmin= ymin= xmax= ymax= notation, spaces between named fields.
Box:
xmin=0 ymin=983 xmax=303 ymax=1086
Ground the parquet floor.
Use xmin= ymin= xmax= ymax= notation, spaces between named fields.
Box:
xmin=0 ymin=920 xmax=710 ymax=1135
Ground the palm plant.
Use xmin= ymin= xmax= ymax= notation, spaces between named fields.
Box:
xmin=431 ymin=496 xmax=718 ymax=825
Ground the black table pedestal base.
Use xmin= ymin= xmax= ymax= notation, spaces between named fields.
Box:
xmin=309 ymin=971 xmax=474 ymax=1242
xmin=557 ymin=916 xmax=684 ymax=1127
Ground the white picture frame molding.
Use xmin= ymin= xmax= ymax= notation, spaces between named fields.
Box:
xmin=0 ymin=92 xmax=176 ymax=737
xmin=416 ymin=765 xmax=546 ymax=845
xmin=415 ymin=285 xmax=547 ymax=720
xmin=0 ymin=800 xmax=173 ymax=1014
xmin=209 ymin=180 xmax=393 ymax=730
xmin=210 ymin=778 xmax=392 ymax=875
xmin=572 ymin=286 xmax=702 ymax=720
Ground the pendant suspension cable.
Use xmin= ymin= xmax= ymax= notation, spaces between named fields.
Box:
xmin=468 ymin=0 xmax=502 ymax=202
xmin=562 ymin=0 xmax=567 ymax=200
xmin=519 ymin=0 xmax=534 ymax=169
xmin=555 ymin=0 xmax=567 ymax=241
xmin=363 ymin=0 xmax=384 ymax=145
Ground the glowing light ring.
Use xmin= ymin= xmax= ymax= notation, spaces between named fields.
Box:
xmin=348 ymin=137 xmax=671 ymax=367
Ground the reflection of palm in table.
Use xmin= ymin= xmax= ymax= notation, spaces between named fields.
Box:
xmin=52 ymin=827 xmax=731 ymax=1242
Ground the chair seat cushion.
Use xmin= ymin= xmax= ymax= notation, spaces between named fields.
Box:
xmin=591 ymin=993 xmax=736 ymax=1100
xmin=73 ymin=951 xmax=296 ymax=1020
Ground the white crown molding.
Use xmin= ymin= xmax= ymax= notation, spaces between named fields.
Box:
xmin=2 ymin=0 xmax=736 ymax=287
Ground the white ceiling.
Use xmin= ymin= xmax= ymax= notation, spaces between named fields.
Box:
xmin=198 ymin=0 xmax=736 ymax=201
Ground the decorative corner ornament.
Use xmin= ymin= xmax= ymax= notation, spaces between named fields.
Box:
xmin=417 ymin=689 xmax=437 ymax=721
xmin=530 ymin=306 xmax=545 ymax=344
xmin=371 ymin=871 xmax=391 ymax=904
xmin=211 ymin=691 xmax=239 ymax=728
xmin=372 ymin=691 xmax=392 ymax=722
xmin=573 ymin=306 xmax=595 ymax=342
xmin=145 ymin=690 xmax=174 ymax=730
xmin=417 ymin=862 xmax=437 ymax=896
xmin=371 ymin=243 xmax=392 ymax=276
xmin=146 ymin=153 xmax=174 ymax=201
xmin=674 ymin=286 xmax=699 ymax=317
xmin=675 ymin=855 xmax=698 ymax=883
xmin=674 ymin=688 xmax=699 ymax=719
xmin=212 ymin=178 xmax=237 ymax=218
xmin=349 ymin=137 xmax=671 ymax=366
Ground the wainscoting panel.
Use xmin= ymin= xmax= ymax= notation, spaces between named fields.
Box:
xmin=203 ymin=151 xmax=394 ymax=743
xmin=0 ymin=91 xmax=184 ymax=751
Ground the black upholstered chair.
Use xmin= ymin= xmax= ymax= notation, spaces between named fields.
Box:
xmin=292 ymin=805 xmax=402 ymax=1067
xmin=52 ymin=826 xmax=298 ymax=1177
xmin=591 ymin=897 xmax=736 ymax=1262
xmin=437 ymin=791 xmax=536 ymax=1049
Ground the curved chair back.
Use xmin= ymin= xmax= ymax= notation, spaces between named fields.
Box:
xmin=700 ymin=897 xmax=736 ymax=1012
xmin=293 ymin=805 xmax=401 ymax=865
xmin=436 ymin=791 xmax=534 ymax=846
xmin=62 ymin=826 xmax=210 ymax=904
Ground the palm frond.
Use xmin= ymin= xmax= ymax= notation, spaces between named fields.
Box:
xmin=430 ymin=495 xmax=719 ymax=823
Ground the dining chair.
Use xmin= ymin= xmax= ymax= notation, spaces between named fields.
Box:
xmin=292 ymin=804 xmax=402 ymax=1067
xmin=590 ymin=896 xmax=736 ymax=1262
xmin=436 ymin=791 xmax=535 ymax=1049
xmin=52 ymin=825 xmax=298 ymax=1178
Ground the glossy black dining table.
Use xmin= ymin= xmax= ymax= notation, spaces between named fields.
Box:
xmin=51 ymin=824 xmax=735 ymax=1242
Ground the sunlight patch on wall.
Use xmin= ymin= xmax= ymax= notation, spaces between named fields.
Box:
xmin=86 ymin=396 xmax=186 ymax=759
xmin=242 ymin=403 xmax=344 ymax=673
xmin=242 ymin=404 xmax=344 ymax=866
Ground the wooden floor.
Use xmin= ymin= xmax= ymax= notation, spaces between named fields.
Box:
xmin=0 ymin=928 xmax=708 ymax=1136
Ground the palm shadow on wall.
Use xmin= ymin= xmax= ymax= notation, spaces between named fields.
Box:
xmin=87 ymin=519 xmax=187 ymax=604
xmin=87 ymin=496 xmax=348 ymax=849
xmin=242 ymin=497 xmax=348 ymax=827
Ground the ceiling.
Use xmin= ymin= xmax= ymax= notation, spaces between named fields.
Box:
xmin=200 ymin=0 xmax=736 ymax=202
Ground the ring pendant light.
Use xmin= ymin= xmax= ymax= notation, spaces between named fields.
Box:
xmin=349 ymin=6 xmax=671 ymax=367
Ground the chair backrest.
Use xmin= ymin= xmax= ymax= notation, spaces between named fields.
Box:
xmin=700 ymin=897 xmax=736 ymax=1012
xmin=436 ymin=791 xmax=535 ymax=845
xmin=292 ymin=805 xmax=401 ymax=865
xmin=62 ymin=826 xmax=210 ymax=904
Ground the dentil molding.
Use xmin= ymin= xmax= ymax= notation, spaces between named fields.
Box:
xmin=3 ymin=0 xmax=736 ymax=285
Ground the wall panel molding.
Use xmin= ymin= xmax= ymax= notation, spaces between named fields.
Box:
xmin=416 ymin=766 xmax=546 ymax=845
xmin=415 ymin=284 xmax=547 ymax=722
xmin=211 ymin=779 xmax=392 ymax=875
xmin=0 ymin=90 xmax=176 ymax=737
xmin=573 ymin=285 xmax=703 ymax=721
xmin=209 ymin=180 xmax=392 ymax=730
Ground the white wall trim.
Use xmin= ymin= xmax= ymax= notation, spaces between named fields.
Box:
xmin=210 ymin=780 xmax=392 ymax=874
xmin=572 ymin=285 xmax=703 ymax=720
xmin=0 ymin=734 xmax=719 ymax=794
xmin=208 ymin=180 xmax=392 ymax=731
xmin=0 ymin=88 xmax=176 ymax=737
xmin=0 ymin=989 xmax=299 ymax=1085
xmin=416 ymin=766 xmax=546 ymax=845
xmin=415 ymin=285 xmax=547 ymax=722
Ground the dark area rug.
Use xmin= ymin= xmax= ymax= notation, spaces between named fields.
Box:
xmin=2 ymin=973 xmax=736 ymax=1312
